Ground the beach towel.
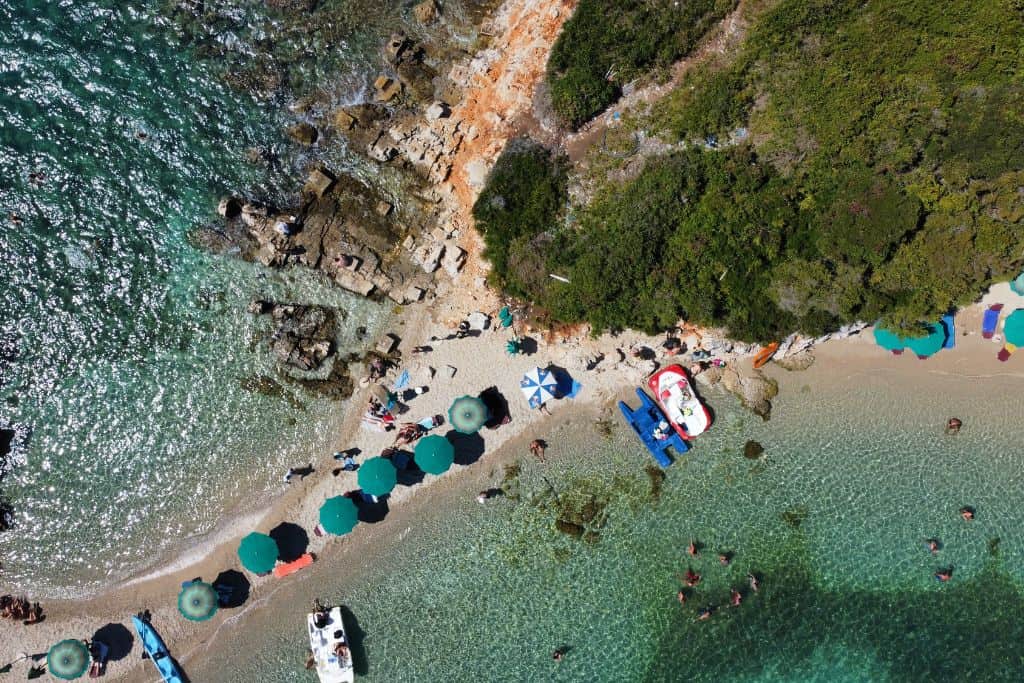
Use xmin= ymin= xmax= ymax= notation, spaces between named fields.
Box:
xmin=393 ymin=369 xmax=410 ymax=390
xmin=982 ymin=305 xmax=1003 ymax=339
xmin=941 ymin=313 xmax=956 ymax=349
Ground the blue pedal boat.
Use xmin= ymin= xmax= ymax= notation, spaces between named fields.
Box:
xmin=619 ymin=388 xmax=689 ymax=467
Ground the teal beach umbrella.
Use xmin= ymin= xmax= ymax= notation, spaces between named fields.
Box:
xmin=1003 ymin=309 xmax=1024 ymax=346
xmin=414 ymin=434 xmax=455 ymax=475
xmin=237 ymin=532 xmax=279 ymax=574
xmin=319 ymin=496 xmax=359 ymax=536
xmin=905 ymin=323 xmax=945 ymax=358
xmin=46 ymin=640 xmax=90 ymax=680
xmin=1011 ymin=272 xmax=1024 ymax=296
xmin=177 ymin=581 xmax=219 ymax=622
xmin=448 ymin=395 xmax=489 ymax=434
xmin=873 ymin=326 xmax=904 ymax=352
xmin=358 ymin=456 xmax=398 ymax=496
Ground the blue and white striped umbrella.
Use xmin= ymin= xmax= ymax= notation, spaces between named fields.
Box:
xmin=520 ymin=367 xmax=557 ymax=409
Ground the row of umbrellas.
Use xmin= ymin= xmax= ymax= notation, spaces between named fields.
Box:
xmin=876 ymin=311 xmax=1024 ymax=358
xmin=44 ymin=369 xmax=561 ymax=679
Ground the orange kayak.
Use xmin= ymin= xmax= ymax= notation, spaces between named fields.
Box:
xmin=273 ymin=553 xmax=314 ymax=578
xmin=752 ymin=342 xmax=780 ymax=369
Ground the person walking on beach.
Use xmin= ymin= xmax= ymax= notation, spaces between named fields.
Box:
xmin=529 ymin=439 xmax=546 ymax=462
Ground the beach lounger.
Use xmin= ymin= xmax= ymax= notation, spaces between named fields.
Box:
xmin=982 ymin=305 xmax=1003 ymax=339
xmin=273 ymin=553 xmax=314 ymax=578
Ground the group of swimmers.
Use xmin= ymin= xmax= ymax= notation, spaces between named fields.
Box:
xmin=675 ymin=540 xmax=760 ymax=621
xmin=926 ymin=505 xmax=976 ymax=581
xmin=0 ymin=594 xmax=43 ymax=624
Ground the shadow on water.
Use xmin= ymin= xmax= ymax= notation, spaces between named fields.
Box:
xmin=643 ymin=533 xmax=1024 ymax=683
xmin=92 ymin=622 xmax=133 ymax=661
xmin=269 ymin=522 xmax=309 ymax=562
xmin=339 ymin=605 xmax=369 ymax=676
xmin=447 ymin=430 xmax=485 ymax=466
xmin=212 ymin=569 xmax=250 ymax=608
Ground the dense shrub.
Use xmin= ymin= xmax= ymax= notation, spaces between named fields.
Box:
xmin=644 ymin=0 xmax=1024 ymax=330
xmin=472 ymin=139 xmax=567 ymax=299
xmin=547 ymin=0 xmax=738 ymax=129
xmin=546 ymin=147 xmax=804 ymax=341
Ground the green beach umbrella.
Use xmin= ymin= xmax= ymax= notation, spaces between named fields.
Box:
xmin=1003 ymin=309 xmax=1024 ymax=347
xmin=358 ymin=456 xmax=398 ymax=496
xmin=177 ymin=581 xmax=219 ymax=622
xmin=414 ymin=434 xmax=455 ymax=475
xmin=319 ymin=496 xmax=359 ymax=536
xmin=46 ymin=640 xmax=90 ymax=680
xmin=447 ymin=395 xmax=489 ymax=434
xmin=905 ymin=322 xmax=945 ymax=358
xmin=873 ymin=326 xmax=903 ymax=352
xmin=237 ymin=532 xmax=279 ymax=574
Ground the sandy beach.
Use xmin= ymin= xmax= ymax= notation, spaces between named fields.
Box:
xmin=5 ymin=272 xmax=1024 ymax=680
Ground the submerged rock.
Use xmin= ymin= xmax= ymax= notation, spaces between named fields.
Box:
xmin=287 ymin=122 xmax=319 ymax=145
xmin=744 ymin=440 xmax=765 ymax=459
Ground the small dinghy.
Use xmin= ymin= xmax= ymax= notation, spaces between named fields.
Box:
xmin=647 ymin=364 xmax=712 ymax=440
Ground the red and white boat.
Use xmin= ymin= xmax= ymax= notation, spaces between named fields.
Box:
xmin=647 ymin=364 xmax=711 ymax=440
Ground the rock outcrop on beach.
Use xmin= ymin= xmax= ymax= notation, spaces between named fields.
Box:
xmin=699 ymin=365 xmax=778 ymax=420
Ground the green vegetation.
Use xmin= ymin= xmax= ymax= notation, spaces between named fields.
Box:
xmin=648 ymin=0 xmax=1024 ymax=332
xmin=546 ymin=0 xmax=738 ymax=129
xmin=478 ymin=0 xmax=1024 ymax=340
xmin=472 ymin=138 xmax=567 ymax=299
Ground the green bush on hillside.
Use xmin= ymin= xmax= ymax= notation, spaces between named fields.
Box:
xmin=546 ymin=0 xmax=738 ymax=129
xmin=472 ymin=138 xmax=567 ymax=299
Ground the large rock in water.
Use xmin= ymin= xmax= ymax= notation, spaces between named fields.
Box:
xmin=256 ymin=303 xmax=338 ymax=372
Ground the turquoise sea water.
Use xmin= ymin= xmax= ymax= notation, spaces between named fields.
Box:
xmin=0 ymin=0 xmax=405 ymax=596
xmin=189 ymin=364 xmax=1024 ymax=681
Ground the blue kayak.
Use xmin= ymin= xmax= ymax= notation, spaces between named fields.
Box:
xmin=619 ymin=388 xmax=689 ymax=467
xmin=131 ymin=615 xmax=185 ymax=683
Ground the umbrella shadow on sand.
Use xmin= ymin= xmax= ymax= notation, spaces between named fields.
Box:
xmin=446 ymin=430 xmax=485 ymax=466
xmin=92 ymin=623 xmax=133 ymax=661
xmin=353 ymin=493 xmax=389 ymax=524
xmin=213 ymin=569 xmax=250 ymax=608
xmin=269 ymin=522 xmax=309 ymax=562
xmin=340 ymin=606 xmax=369 ymax=676
xmin=480 ymin=386 xmax=511 ymax=429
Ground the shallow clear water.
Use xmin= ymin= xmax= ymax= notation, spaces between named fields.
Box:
xmin=0 ymin=0 xmax=402 ymax=596
xmin=190 ymin=365 xmax=1024 ymax=682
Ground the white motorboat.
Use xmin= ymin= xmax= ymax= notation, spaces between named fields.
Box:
xmin=307 ymin=605 xmax=355 ymax=683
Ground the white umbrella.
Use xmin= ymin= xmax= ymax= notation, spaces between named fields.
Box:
xmin=520 ymin=367 xmax=557 ymax=409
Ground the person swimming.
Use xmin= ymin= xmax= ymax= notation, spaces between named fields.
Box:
xmin=925 ymin=538 xmax=941 ymax=554
xmin=696 ymin=606 xmax=714 ymax=621
xmin=935 ymin=568 xmax=953 ymax=582
xmin=945 ymin=417 xmax=963 ymax=435
xmin=687 ymin=539 xmax=699 ymax=557
xmin=960 ymin=507 xmax=975 ymax=521
xmin=684 ymin=568 xmax=701 ymax=587
xmin=748 ymin=573 xmax=760 ymax=592
xmin=677 ymin=590 xmax=687 ymax=605
xmin=730 ymin=588 xmax=742 ymax=607
xmin=719 ymin=553 xmax=732 ymax=566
